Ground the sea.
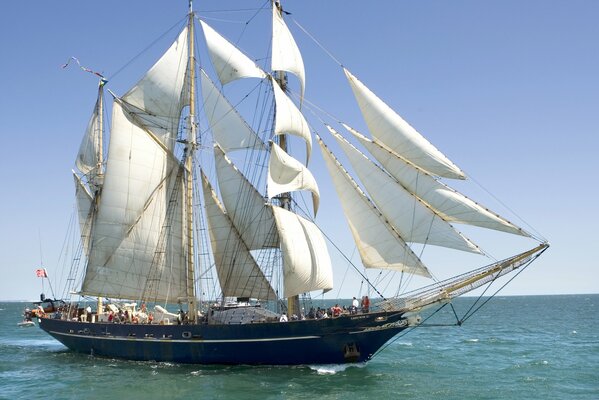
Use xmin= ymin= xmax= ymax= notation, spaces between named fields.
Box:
xmin=1 ymin=295 xmax=597 ymax=400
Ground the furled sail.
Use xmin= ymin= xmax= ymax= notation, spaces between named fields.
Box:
xmin=120 ymin=27 xmax=189 ymax=149
xmin=199 ymin=20 xmax=267 ymax=86
xmin=271 ymin=206 xmax=333 ymax=298
xmin=213 ymin=145 xmax=279 ymax=250
xmin=271 ymin=3 xmax=305 ymax=102
xmin=81 ymin=101 xmax=188 ymax=302
xmin=73 ymin=172 xmax=94 ymax=254
xmin=344 ymin=68 xmax=465 ymax=179
xmin=200 ymin=69 xmax=266 ymax=152
xmin=329 ymin=126 xmax=481 ymax=253
xmin=317 ymin=137 xmax=431 ymax=277
xmin=271 ymin=77 xmax=311 ymax=162
xmin=344 ymin=124 xmax=529 ymax=237
xmin=201 ymin=172 xmax=276 ymax=300
xmin=267 ymin=141 xmax=320 ymax=215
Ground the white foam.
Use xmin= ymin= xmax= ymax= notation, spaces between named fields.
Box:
xmin=308 ymin=363 xmax=366 ymax=375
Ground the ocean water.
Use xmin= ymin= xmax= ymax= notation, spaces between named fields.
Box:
xmin=1 ymin=295 xmax=597 ymax=400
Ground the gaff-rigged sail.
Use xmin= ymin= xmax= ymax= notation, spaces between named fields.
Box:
xmin=76 ymin=90 xmax=102 ymax=179
xmin=80 ymin=28 xmax=190 ymax=302
xmin=73 ymin=172 xmax=93 ymax=254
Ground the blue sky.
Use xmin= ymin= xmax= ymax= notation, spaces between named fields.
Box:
xmin=0 ymin=1 xmax=597 ymax=301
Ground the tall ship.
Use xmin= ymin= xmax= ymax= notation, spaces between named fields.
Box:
xmin=35 ymin=1 xmax=548 ymax=365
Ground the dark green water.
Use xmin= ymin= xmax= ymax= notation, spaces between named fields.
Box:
xmin=1 ymin=295 xmax=597 ymax=399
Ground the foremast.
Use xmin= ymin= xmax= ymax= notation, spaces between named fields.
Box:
xmin=185 ymin=0 xmax=198 ymax=323
xmin=273 ymin=0 xmax=299 ymax=317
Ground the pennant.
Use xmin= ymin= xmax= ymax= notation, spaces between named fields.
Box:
xmin=62 ymin=57 xmax=108 ymax=84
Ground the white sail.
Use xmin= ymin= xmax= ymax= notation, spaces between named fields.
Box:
xmin=200 ymin=69 xmax=266 ymax=152
xmin=267 ymin=141 xmax=320 ymax=215
xmin=271 ymin=77 xmax=311 ymax=162
xmin=329 ymin=126 xmax=481 ymax=254
xmin=317 ymin=137 xmax=431 ymax=277
xmin=272 ymin=206 xmax=333 ymax=298
xmin=344 ymin=68 xmax=465 ymax=179
xmin=73 ymin=172 xmax=93 ymax=254
xmin=271 ymin=4 xmax=305 ymax=102
xmin=121 ymin=27 xmax=189 ymax=149
xmin=76 ymin=94 xmax=102 ymax=177
xmin=214 ymin=145 xmax=279 ymax=250
xmin=200 ymin=20 xmax=266 ymax=86
xmin=344 ymin=124 xmax=528 ymax=237
xmin=202 ymin=173 xmax=276 ymax=300
xmin=82 ymin=101 xmax=188 ymax=302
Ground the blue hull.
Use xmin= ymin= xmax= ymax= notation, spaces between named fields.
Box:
xmin=38 ymin=312 xmax=408 ymax=365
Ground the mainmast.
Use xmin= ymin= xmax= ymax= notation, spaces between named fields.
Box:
xmin=185 ymin=0 xmax=198 ymax=322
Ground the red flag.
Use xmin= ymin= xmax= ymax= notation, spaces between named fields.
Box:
xmin=35 ymin=268 xmax=47 ymax=278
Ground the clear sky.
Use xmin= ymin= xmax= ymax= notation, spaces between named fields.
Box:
xmin=0 ymin=0 xmax=597 ymax=301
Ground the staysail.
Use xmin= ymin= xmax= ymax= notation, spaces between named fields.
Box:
xmin=344 ymin=68 xmax=465 ymax=179
xmin=328 ymin=125 xmax=481 ymax=254
xmin=343 ymin=124 xmax=528 ymax=236
xmin=317 ymin=136 xmax=431 ymax=277
xmin=202 ymin=172 xmax=276 ymax=300
xmin=200 ymin=69 xmax=266 ymax=152
xmin=213 ymin=145 xmax=279 ymax=250
xmin=121 ymin=28 xmax=189 ymax=149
